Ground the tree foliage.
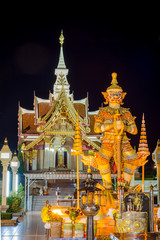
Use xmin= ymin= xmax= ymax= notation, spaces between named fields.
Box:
xmin=6 ymin=183 xmax=25 ymax=212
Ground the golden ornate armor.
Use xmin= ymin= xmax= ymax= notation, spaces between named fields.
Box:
xmin=81 ymin=73 xmax=148 ymax=189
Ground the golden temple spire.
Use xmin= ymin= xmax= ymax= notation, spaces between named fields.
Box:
xmin=138 ymin=113 xmax=150 ymax=156
xmin=54 ymin=30 xmax=70 ymax=99
xmin=57 ymin=30 xmax=66 ymax=69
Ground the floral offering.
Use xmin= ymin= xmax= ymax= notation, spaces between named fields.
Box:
xmin=41 ymin=205 xmax=62 ymax=223
xmin=65 ymin=207 xmax=83 ymax=223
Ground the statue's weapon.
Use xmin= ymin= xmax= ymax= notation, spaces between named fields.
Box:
xmin=114 ymin=110 xmax=124 ymax=180
xmin=114 ymin=110 xmax=124 ymax=216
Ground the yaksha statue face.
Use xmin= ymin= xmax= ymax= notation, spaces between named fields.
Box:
xmin=102 ymin=72 xmax=126 ymax=106
xmin=107 ymin=89 xmax=123 ymax=105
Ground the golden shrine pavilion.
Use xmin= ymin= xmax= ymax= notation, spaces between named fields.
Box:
xmin=18 ymin=31 xmax=102 ymax=171
xmin=18 ymin=32 xmax=108 ymax=210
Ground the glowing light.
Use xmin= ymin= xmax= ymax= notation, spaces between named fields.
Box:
xmin=1 ymin=153 xmax=10 ymax=159
xmin=11 ymin=162 xmax=19 ymax=167
xmin=6 ymin=171 xmax=10 ymax=197
xmin=52 ymin=209 xmax=63 ymax=215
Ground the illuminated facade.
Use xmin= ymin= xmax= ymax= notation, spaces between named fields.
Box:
xmin=18 ymin=32 xmax=151 ymax=211
xmin=18 ymin=32 xmax=101 ymax=180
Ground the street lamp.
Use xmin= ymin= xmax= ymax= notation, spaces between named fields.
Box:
xmin=0 ymin=138 xmax=12 ymax=212
xmin=80 ymin=169 xmax=101 ymax=240
xmin=10 ymin=152 xmax=20 ymax=192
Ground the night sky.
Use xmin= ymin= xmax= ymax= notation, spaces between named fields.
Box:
xmin=0 ymin=10 xmax=159 ymax=168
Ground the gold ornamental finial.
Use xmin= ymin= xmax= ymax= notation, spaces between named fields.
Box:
xmin=4 ymin=138 xmax=8 ymax=144
xmin=111 ymin=72 xmax=118 ymax=85
xmin=59 ymin=30 xmax=64 ymax=45
xmin=107 ymin=72 xmax=122 ymax=90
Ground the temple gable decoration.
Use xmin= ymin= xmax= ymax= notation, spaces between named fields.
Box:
xmin=18 ymin=31 xmax=101 ymax=173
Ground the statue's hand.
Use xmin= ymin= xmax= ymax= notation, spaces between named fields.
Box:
xmin=137 ymin=153 xmax=149 ymax=166
xmin=101 ymin=120 xmax=114 ymax=132
xmin=125 ymin=153 xmax=149 ymax=167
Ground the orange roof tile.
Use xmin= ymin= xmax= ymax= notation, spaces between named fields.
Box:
xmin=22 ymin=113 xmax=37 ymax=134
xmin=38 ymin=102 xmax=51 ymax=118
xmin=73 ymin=103 xmax=86 ymax=118
xmin=89 ymin=114 xmax=96 ymax=135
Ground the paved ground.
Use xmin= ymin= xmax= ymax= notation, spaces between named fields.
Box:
xmin=1 ymin=210 xmax=113 ymax=239
xmin=1 ymin=211 xmax=46 ymax=240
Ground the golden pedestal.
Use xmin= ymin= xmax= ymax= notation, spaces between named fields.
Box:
xmin=116 ymin=211 xmax=148 ymax=233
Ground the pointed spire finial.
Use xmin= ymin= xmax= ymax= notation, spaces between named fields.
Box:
xmin=57 ymin=30 xmax=66 ymax=69
xmin=138 ymin=113 xmax=150 ymax=156
xmin=142 ymin=112 xmax=144 ymax=121
xmin=59 ymin=30 xmax=64 ymax=46
xmin=54 ymin=30 xmax=70 ymax=99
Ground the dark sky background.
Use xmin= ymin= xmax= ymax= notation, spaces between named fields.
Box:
xmin=0 ymin=9 xmax=159 ymax=170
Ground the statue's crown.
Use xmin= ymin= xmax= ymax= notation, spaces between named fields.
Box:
xmin=107 ymin=72 xmax=122 ymax=90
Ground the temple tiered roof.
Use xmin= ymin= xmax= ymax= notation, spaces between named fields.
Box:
xmin=18 ymin=31 xmax=101 ymax=152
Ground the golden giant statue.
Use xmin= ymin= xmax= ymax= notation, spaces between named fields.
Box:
xmin=82 ymin=73 xmax=148 ymax=189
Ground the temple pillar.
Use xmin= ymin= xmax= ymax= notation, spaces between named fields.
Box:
xmin=44 ymin=137 xmax=50 ymax=170
xmin=37 ymin=150 xmax=40 ymax=170
xmin=53 ymin=147 xmax=56 ymax=168
xmin=49 ymin=146 xmax=54 ymax=170
xmin=24 ymin=152 xmax=29 ymax=171
xmin=32 ymin=149 xmax=37 ymax=171
xmin=26 ymin=157 xmax=29 ymax=171
xmin=39 ymin=149 xmax=44 ymax=170
xmin=71 ymin=155 xmax=77 ymax=171
xmin=27 ymin=177 xmax=30 ymax=211
xmin=29 ymin=151 xmax=32 ymax=171
xmin=79 ymin=155 xmax=83 ymax=171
